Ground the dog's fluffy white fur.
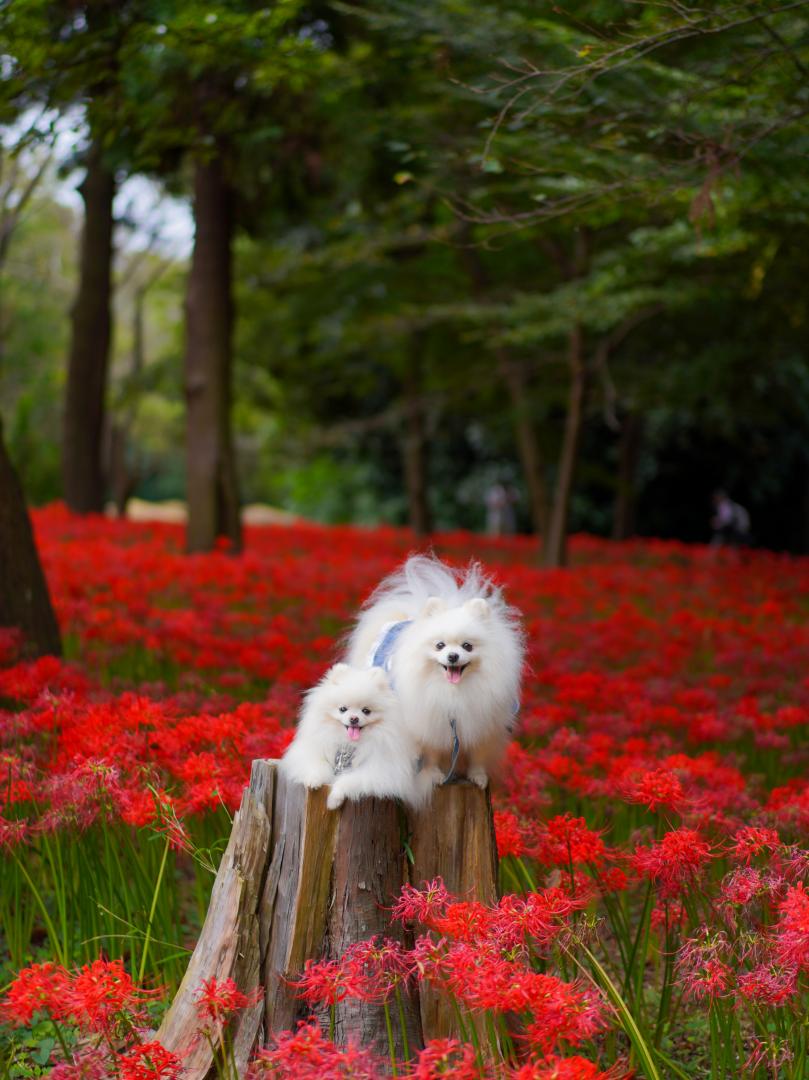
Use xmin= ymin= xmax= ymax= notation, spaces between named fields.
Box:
xmin=280 ymin=663 xmax=430 ymax=810
xmin=347 ymin=555 xmax=524 ymax=788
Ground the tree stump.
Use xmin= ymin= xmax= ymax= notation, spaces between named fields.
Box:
xmin=158 ymin=760 xmax=498 ymax=1077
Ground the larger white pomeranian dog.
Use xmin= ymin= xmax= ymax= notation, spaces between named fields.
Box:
xmin=280 ymin=662 xmax=431 ymax=810
xmin=347 ymin=555 xmax=524 ymax=789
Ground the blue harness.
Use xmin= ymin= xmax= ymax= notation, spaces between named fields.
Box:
xmin=371 ymin=620 xmax=411 ymax=678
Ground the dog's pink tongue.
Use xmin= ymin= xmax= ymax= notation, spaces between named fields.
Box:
xmin=446 ymin=668 xmax=462 ymax=684
xmin=347 ymin=726 xmax=360 ymax=741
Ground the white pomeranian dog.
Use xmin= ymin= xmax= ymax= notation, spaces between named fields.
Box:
xmin=347 ymin=555 xmax=524 ymax=789
xmin=280 ymin=663 xmax=431 ymax=810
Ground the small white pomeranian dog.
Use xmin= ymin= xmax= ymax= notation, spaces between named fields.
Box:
xmin=280 ymin=662 xmax=431 ymax=810
xmin=347 ymin=555 xmax=524 ymax=788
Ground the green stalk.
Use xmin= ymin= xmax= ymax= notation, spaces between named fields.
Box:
xmin=574 ymin=942 xmax=662 ymax=1080
xmin=709 ymin=1007 xmax=721 ymax=1080
xmin=48 ymin=1013 xmax=71 ymax=1062
xmin=9 ymin=849 xmax=67 ymax=966
xmin=138 ymin=835 xmax=170 ymax=984
xmin=394 ymin=985 xmax=411 ymax=1063
xmin=653 ymin=917 xmax=674 ymax=1047
xmin=383 ymin=1002 xmax=398 ymax=1077
xmin=622 ymin=879 xmax=653 ymax=1003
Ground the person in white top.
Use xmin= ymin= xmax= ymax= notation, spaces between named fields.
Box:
xmin=711 ymin=490 xmax=751 ymax=547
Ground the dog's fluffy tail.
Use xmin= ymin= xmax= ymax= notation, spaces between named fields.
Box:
xmin=365 ymin=554 xmax=515 ymax=619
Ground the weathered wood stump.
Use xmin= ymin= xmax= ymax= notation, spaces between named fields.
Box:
xmin=158 ymin=759 xmax=498 ymax=1077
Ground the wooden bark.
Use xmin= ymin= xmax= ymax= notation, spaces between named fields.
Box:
xmin=63 ymin=140 xmax=115 ymax=514
xmin=543 ymin=325 xmax=588 ymax=569
xmin=261 ymin=767 xmax=338 ymax=1034
xmin=160 ymin=762 xmax=498 ymax=1076
xmin=498 ymin=353 xmax=548 ymax=537
xmin=408 ymin=781 xmax=498 ymax=1042
xmin=402 ymin=354 xmax=432 ymax=536
xmin=327 ymin=798 xmax=423 ymax=1058
xmin=185 ymin=155 xmax=242 ymax=554
xmin=0 ymin=418 xmax=62 ymax=658
xmin=612 ymin=411 xmax=644 ymax=540
xmin=157 ymin=762 xmax=274 ymax=1078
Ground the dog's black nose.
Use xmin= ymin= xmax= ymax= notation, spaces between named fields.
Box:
xmin=446 ymin=652 xmax=459 ymax=664
xmin=349 ymin=716 xmax=360 ymax=726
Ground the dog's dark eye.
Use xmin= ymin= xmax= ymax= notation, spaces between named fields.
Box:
xmin=462 ymin=642 xmax=474 ymax=652
xmin=339 ymin=705 xmax=347 ymax=713
xmin=435 ymin=641 xmax=445 ymax=650
xmin=362 ymin=707 xmax=371 ymax=716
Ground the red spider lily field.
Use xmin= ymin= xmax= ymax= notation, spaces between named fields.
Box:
xmin=2 ymin=507 xmax=809 ymax=1079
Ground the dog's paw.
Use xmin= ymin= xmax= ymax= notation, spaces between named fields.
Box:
xmin=299 ymin=766 xmax=334 ymax=790
xmin=467 ymin=766 xmax=489 ymax=789
xmin=423 ymin=765 xmax=445 ymax=787
xmin=327 ymin=786 xmax=346 ymax=811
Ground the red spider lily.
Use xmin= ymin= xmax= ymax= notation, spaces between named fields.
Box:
xmin=494 ymin=811 xmax=528 ymax=858
xmin=293 ymin=959 xmax=362 ymax=1007
xmin=737 ymin=964 xmax=798 ymax=1006
xmin=678 ymin=957 xmax=733 ymax=1002
xmin=720 ymin=867 xmax=770 ymax=907
xmin=67 ymin=958 xmax=161 ymax=1035
xmin=194 ymin=977 xmax=262 ymax=1028
xmin=49 ymin=1049 xmax=111 ymax=1079
xmin=490 ymin=889 xmax=587 ymax=952
xmin=620 ymin=767 xmax=685 ymax=813
xmin=0 ymin=814 xmax=27 ymax=849
xmin=510 ymin=1058 xmax=627 ymax=1079
xmin=0 ymin=962 xmax=71 ymax=1025
xmin=529 ymin=815 xmax=605 ymax=868
xmin=117 ymin=1041 xmax=183 ymax=1079
xmin=341 ymin=937 xmax=413 ymax=1002
xmin=631 ymin=828 xmax=713 ymax=897
xmin=392 ymin=879 xmax=451 ymax=925
xmin=248 ymin=1019 xmax=383 ymax=1078
xmin=729 ymin=825 xmax=781 ymax=863
xmin=773 ymin=882 xmax=809 ymax=972
xmin=676 ymin=928 xmax=733 ymax=1002
xmin=410 ymin=1038 xmax=478 ymax=1078
xmin=744 ymin=1035 xmax=795 ymax=1075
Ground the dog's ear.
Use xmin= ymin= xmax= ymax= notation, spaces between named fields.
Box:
xmin=422 ymin=596 xmax=446 ymax=618
xmin=368 ymin=666 xmax=390 ymax=690
xmin=465 ymin=597 xmax=490 ymax=619
xmin=324 ymin=662 xmax=351 ymax=683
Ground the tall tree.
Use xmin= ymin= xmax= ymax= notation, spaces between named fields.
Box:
xmin=62 ymin=139 xmax=115 ymax=512
xmin=185 ymin=153 xmax=241 ymax=550
xmin=0 ymin=416 xmax=61 ymax=658
xmin=123 ymin=2 xmax=324 ymax=552
xmin=3 ymin=1 xmax=144 ymax=513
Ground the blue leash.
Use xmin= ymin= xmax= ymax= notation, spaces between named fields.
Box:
xmin=442 ymin=716 xmax=461 ymax=784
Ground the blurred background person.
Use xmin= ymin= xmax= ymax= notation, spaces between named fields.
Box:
xmin=711 ymin=490 xmax=751 ymax=547
xmin=485 ymin=481 xmax=518 ymax=536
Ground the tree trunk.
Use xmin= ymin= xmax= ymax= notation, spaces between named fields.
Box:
xmin=612 ymin=411 xmax=644 ymax=540
xmin=543 ymin=326 xmax=587 ymax=568
xmin=185 ymin=156 xmax=242 ymax=553
xmin=62 ymin=140 xmax=115 ymax=514
xmin=498 ymin=354 xmax=548 ymax=536
xmin=0 ymin=417 xmax=62 ymax=658
xmin=159 ymin=760 xmax=499 ymax=1077
xmin=401 ymin=355 xmax=432 ymax=536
